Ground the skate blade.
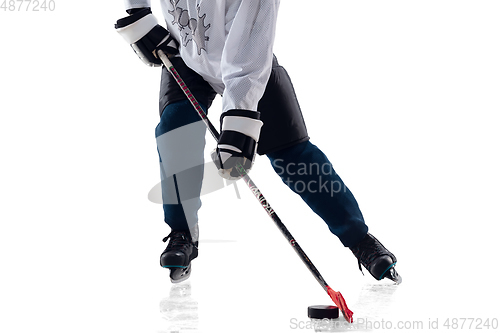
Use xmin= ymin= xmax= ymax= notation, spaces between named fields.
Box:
xmin=385 ymin=267 xmax=402 ymax=285
xmin=168 ymin=264 xmax=192 ymax=283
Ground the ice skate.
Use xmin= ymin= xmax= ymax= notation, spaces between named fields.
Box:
xmin=349 ymin=233 xmax=402 ymax=284
xmin=160 ymin=229 xmax=199 ymax=283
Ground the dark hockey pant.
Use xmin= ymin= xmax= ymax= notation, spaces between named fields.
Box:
xmin=155 ymin=57 xmax=368 ymax=247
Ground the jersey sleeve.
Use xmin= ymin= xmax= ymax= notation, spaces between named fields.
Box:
xmin=123 ymin=0 xmax=151 ymax=11
xmin=221 ymin=0 xmax=280 ymax=113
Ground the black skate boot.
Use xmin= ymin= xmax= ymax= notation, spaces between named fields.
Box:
xmin=160 ymin=229 xmax=198 ymax=283
xmin=349 ymin=233 xmax=402 ymax=284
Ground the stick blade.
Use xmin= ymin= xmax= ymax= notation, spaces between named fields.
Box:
xmin=326 ymin=286 xmax=354 ymax=323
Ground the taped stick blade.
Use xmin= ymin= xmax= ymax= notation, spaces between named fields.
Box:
xmin=326 ymin=286 xmax=354 ymax=323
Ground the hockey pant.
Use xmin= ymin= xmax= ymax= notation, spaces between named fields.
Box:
xmin=155 ymin=57 xmax=368 ymax=247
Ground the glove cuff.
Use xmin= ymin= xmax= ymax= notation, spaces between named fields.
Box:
xmin=218 ymin=132 xmax=257 ymax=161
xmin=221 ymin=109 xmax=261 ymax=120
xmin=116 ymin=11 xmax=158 ymax=44
xmin=220 ymin=110 xmax=263 ymax=142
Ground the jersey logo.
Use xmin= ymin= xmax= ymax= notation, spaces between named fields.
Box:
xmin=168 ymin=0 xmax=211 ymax=55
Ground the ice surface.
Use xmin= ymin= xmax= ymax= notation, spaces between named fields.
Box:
xmin=159 ymin=282 xmax=198 ymax=332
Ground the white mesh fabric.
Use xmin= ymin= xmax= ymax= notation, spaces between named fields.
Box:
xmin=158 ymin=0 xmax=280 ymax=114
xmin=123 ymin=0 xmax=151 ymax=10
xmin=221 ymin=0 xmax=279 ymax=112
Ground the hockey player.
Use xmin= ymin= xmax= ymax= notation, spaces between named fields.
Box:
xmin=116 ymin=0 xmax=401 ymax=284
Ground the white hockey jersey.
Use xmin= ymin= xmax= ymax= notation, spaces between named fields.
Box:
xmin=124 ymin=0 xmax=280 ymax=113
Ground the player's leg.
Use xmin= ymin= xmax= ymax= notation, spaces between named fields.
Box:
xmin=266 ymin=141 xmax=368 ymax=247
xmin=258 ymin=56 xmax=400 ymax=282
xmin=266 ymin=141 xmax=399 ymax=282
xmin=155 ymin=58 xmax=217 ymax=282
xmin=155 ymin=100 xmax=205 ymax=282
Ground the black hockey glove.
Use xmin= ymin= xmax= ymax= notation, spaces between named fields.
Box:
xmin=211 ymin=110 xmax=263 ymax=180
xmin=115 ymin=8 xmax=178 ymax=67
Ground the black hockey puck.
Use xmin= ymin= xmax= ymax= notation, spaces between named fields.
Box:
xmin=307 ymin=305 xmax=339 ymax=319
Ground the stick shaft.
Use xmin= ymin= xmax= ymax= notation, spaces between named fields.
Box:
xmin=158 ymin=50 xmax=330 ymax=292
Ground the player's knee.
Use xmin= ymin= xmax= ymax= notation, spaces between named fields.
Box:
xmin=156 ymin=100 xmax=207 ymax=138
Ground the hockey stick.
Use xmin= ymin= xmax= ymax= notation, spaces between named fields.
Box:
xmin=157 ymin=50 xmax=354 ymax=323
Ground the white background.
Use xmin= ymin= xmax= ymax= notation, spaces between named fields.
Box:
xmin=1 ymin=1 xmax=499 ymax=332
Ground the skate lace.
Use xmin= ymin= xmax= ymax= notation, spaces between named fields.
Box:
xmin=163 ymin=231 xmax=190 ymax=250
